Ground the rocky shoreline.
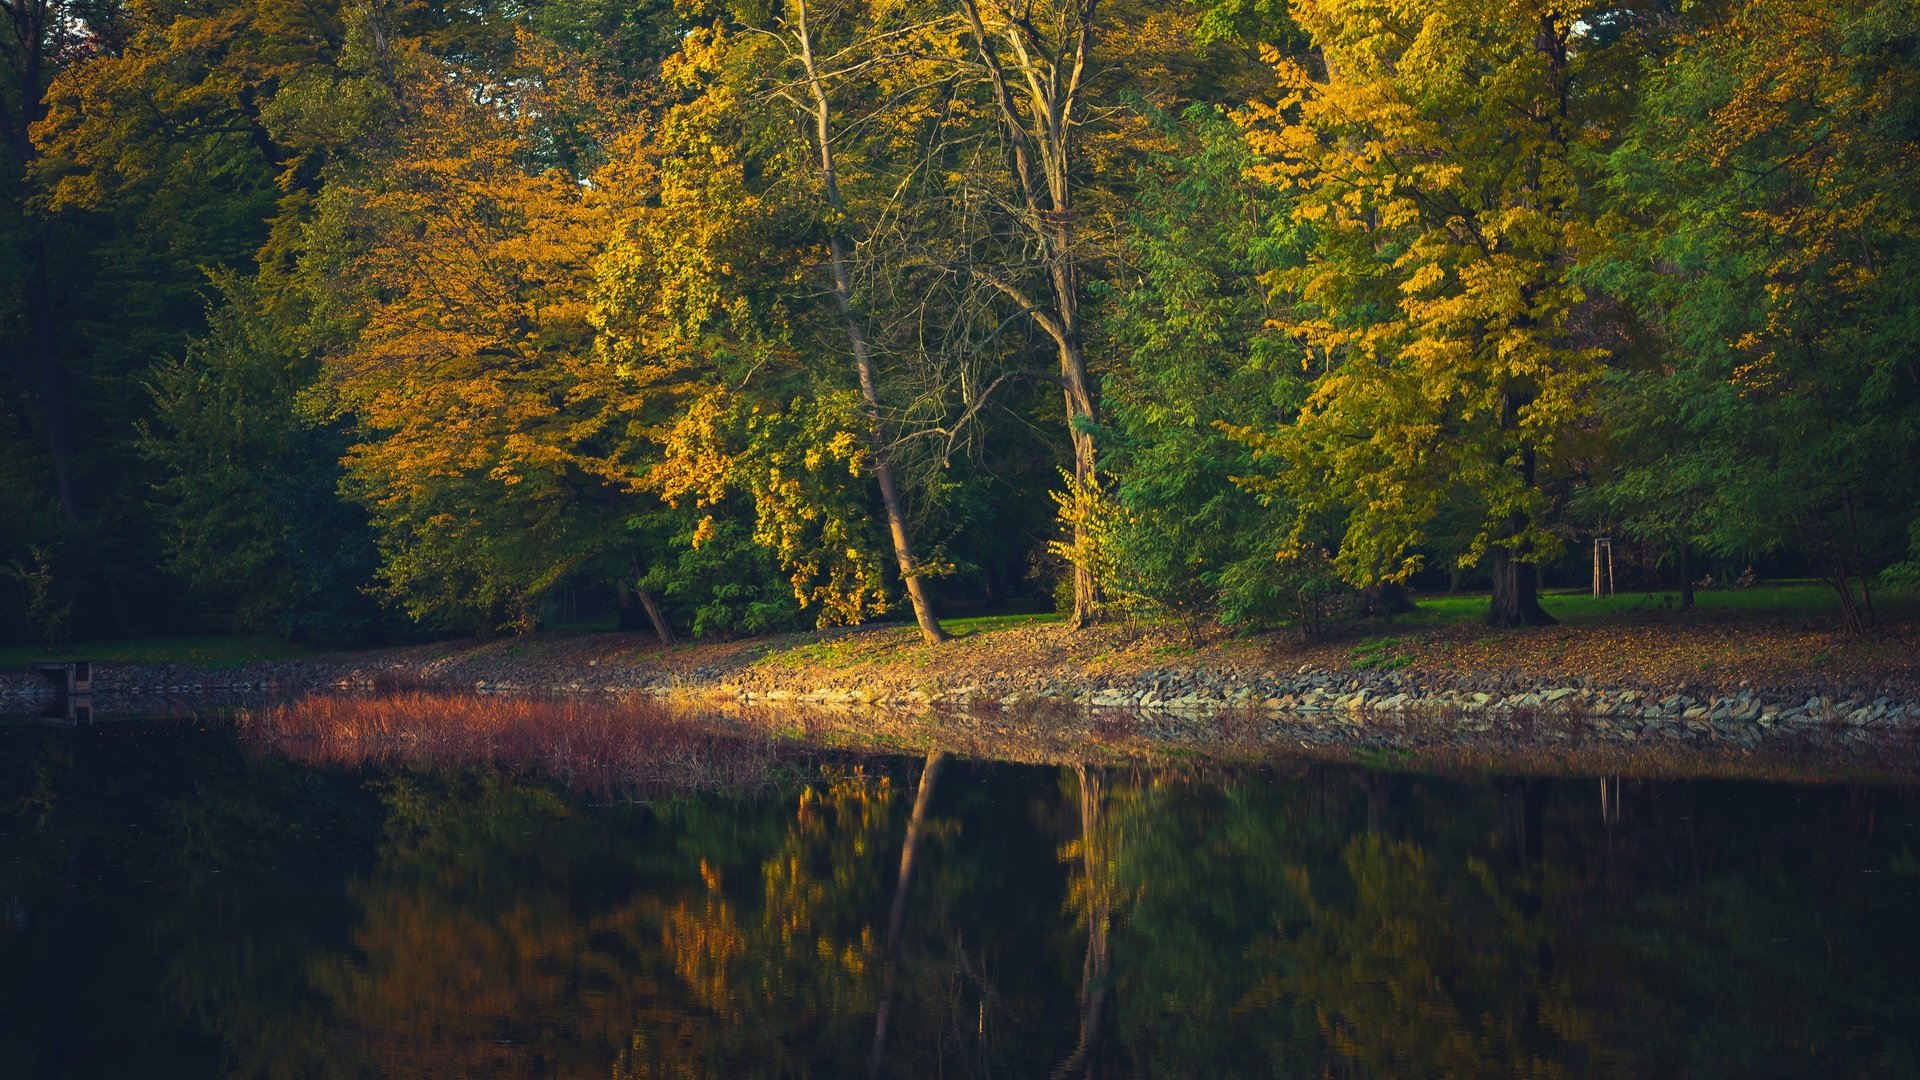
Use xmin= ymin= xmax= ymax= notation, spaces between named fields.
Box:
xmin=4 ymin=621 xmax=1917 ymax=764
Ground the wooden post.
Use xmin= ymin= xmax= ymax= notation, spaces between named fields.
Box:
xmin=1593 ymin=538 xmax=1603 ymax=599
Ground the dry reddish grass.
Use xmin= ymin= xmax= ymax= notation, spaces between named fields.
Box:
xmin=243 ymin=691 xmax=786 ymax=796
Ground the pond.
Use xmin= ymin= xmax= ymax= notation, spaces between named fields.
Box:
xmin=3 ymin=715 xmax=1918 ymax=1077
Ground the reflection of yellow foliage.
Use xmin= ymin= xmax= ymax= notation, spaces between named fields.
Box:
xmin=1244 ymin=835 xmax=1600 ymax=1078
xmin=660 ymin=767 xmax=896 ymax=1036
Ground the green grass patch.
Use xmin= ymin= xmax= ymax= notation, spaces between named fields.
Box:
xmin=0 ymin=635 xmax=321 ymax=671
xmin=942 ymin=612 xmax=1062 ymax=637
xmin=755 ymin=629 xmax=909 ymax=669
xmin=753 ymin=612 xmax=1059 ymax=669
xmin=1404 ymin=579 xmax=1908 ymax=627
xmin=1348 ymin=637 xmax=1414 ymax=670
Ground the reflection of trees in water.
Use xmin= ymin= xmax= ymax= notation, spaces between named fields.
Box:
xmin=658 ymin=765 xmax=902 ymax=1069
xmin=307 ymin=767 xmax=911 ymax=1077
xmin=1244 ymin=830 xmax=1596 ymax=1078
xmin=5 ymin=728 xmax=1919 ymax=1077
xmin=1054 ymin=764 xmax=1114 ymax=1078
xmin=1096 ymin=769 xmax=1920 ymax=1078
xmin=869 ymin=751 xmax=946 ymax=1077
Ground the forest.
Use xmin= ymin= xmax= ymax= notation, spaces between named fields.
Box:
xmin=2 ymin=0 xmax=1916 ymax=647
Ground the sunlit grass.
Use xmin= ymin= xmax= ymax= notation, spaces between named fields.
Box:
xmin=941 ymin=611 xmax=1061 ymax=636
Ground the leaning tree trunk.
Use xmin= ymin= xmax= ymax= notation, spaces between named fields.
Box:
xmin=794 ymin=0 xmax=948 ymax=644
xmin=1824 ymin=563 xmax=1867 ymax=636
xmin=619 ymin=559 xmax=677 ymax=645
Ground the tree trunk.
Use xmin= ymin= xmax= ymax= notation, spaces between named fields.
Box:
xmin=635 ymin=587 xmax=676 ymax=646
xmin=621 ymin=560 xmax=677 ymax=645
xmin=867 ymin=751 xmax=946 ymax=1079
xmin=1677 ymin=542 xmax=1694 ymax=611
xmin=1486 ymin=390 xmax=1551 ymax=628
xmin=1826 ymin=565 xmax=1866 ymax=635
xmin=1051 ymin=228 xmax=1101 ymax=630
xmin=1062 ymin=347 xmax=1100 ymax=630
xmin=954 ymin=0 xmax=1102 ymax=630
xmin=1361 ymin=581 xmax=1416 ymax=617
xmin=794 ymin=0 xmax=947 ymax=644
xmin=1486 ymin=548 xmax=1554 ymax=627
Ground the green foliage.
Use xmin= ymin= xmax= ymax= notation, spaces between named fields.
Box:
xmin=1097 ymin=106 xmax=1319 ymax=630
xmin=641 ymin=514 xmax=802 ymax=639
xmin=1347 ymin=637 xmax=1413 ymax=671
xmin=1583 ymin=0 xmax=1920 ymax=626
xmin=143 ymin=278 xmax=384 ymax=643
xmin=1235 ymin=0 xmax=1628 ymax=595
xmin=4 ymin=546 xmax=70 ymax=651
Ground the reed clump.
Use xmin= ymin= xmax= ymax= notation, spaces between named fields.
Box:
xmin=244 ymin=691 xmax=784 ymax=796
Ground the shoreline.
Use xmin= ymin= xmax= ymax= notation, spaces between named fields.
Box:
xmin=5 ymin=614 xmax=1918 ymax=774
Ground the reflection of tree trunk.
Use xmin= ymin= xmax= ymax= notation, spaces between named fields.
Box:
xmin=1362 ymin=772 xmax=1410 ymax=841
xmin=1498 ymin=779 xmax=1548 ymax=868
xmin=867 ymin=751 xmax=947 ymax=1078
xmin=1053 ymin=765 xmax=1110 ymax=1079
xmin=40 ymin=846 xmax=84 ymax=1080
xmin=792 ymin=0 xmax=948 ymax=645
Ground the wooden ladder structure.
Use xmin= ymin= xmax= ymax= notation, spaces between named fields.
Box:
xmin=31 ymin=661 xmax=95 ymax=725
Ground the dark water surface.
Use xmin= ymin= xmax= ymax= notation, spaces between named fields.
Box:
xmin=3 ymin=720 xmax=1918 ymax=1078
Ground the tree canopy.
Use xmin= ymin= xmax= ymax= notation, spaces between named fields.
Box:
xmin=2 ymin=0 xmax=1915 ymax=643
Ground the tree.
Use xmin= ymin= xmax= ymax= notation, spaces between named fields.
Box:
xmin=756 ymin=0 xmax=959 ymax=642
xmin=1097 ymin=105 xmax=1321 ymax=631
xmin=0 ymin=0 xmax=103 ymax=526
xmin=317 ymin=35 xmax=674 ymax=636
xmin=948 ymin=0 xmax=1108 ymax=627
xmin=1588 ymin=0 xmax=1920 ymax=631
xmin=1237 ymin=1 xmax=1629 ymax=626
xmin=597 ymin=29 xmax=905 ymax=633
xmin=142 ymin=276 xmax=384 ymax=642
